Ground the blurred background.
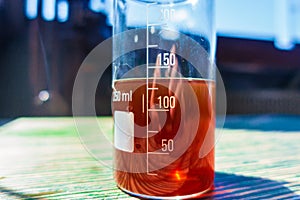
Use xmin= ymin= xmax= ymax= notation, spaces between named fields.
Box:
xmin=0 ymin=0 xmax=300 ymax=118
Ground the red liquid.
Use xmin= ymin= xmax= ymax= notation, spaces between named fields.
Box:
xmin=113 ymin=78 xmax=215 ymax=198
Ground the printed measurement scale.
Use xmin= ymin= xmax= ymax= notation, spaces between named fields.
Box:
xmin=145 ymin=3 xmax=176 ymax=175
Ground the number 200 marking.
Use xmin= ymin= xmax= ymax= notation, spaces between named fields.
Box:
xmin=160 ymin=8 xmax=175 ymax=21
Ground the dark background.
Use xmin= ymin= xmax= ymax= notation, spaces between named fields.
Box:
xmin=1 ymin=0 xmax=300 ymax=117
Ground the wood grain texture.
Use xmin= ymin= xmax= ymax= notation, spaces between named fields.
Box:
xmin=0 ymin=117 xmax=299 ymax=199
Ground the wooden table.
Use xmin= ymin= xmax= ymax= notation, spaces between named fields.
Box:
xmin=0 ymin=116 xmax=299 ymax=199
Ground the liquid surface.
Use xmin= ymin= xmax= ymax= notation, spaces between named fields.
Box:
xmin=113 ymin=78 xmax=215 ymax=198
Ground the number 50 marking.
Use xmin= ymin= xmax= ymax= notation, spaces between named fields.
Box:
xmin=162 ymin=139 xmax=174 ymax=152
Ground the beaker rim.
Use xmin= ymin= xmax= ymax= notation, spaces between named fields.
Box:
xmin=131 ymin=0 xmax=189 ymax=4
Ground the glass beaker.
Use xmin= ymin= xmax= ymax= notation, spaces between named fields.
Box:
xmin=112 ymin=0 xmax=216 ymax=198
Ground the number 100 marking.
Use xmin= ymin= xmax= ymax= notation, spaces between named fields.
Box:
xmin=158 ymin=96 xmax=176 ymax=109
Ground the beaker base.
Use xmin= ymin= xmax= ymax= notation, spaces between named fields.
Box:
xmin=118 ymin=184 xmax=213 ymax=199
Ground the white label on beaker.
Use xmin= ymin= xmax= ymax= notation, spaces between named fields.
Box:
xmin=114 ymin=111 xmax=134 ymax=152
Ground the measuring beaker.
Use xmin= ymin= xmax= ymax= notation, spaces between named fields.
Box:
xmin=112 ymin=0 xmax=216 ymax=198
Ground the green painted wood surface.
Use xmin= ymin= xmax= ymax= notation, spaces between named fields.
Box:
xmin=0 ymin=117 xmax=299 ymax=199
